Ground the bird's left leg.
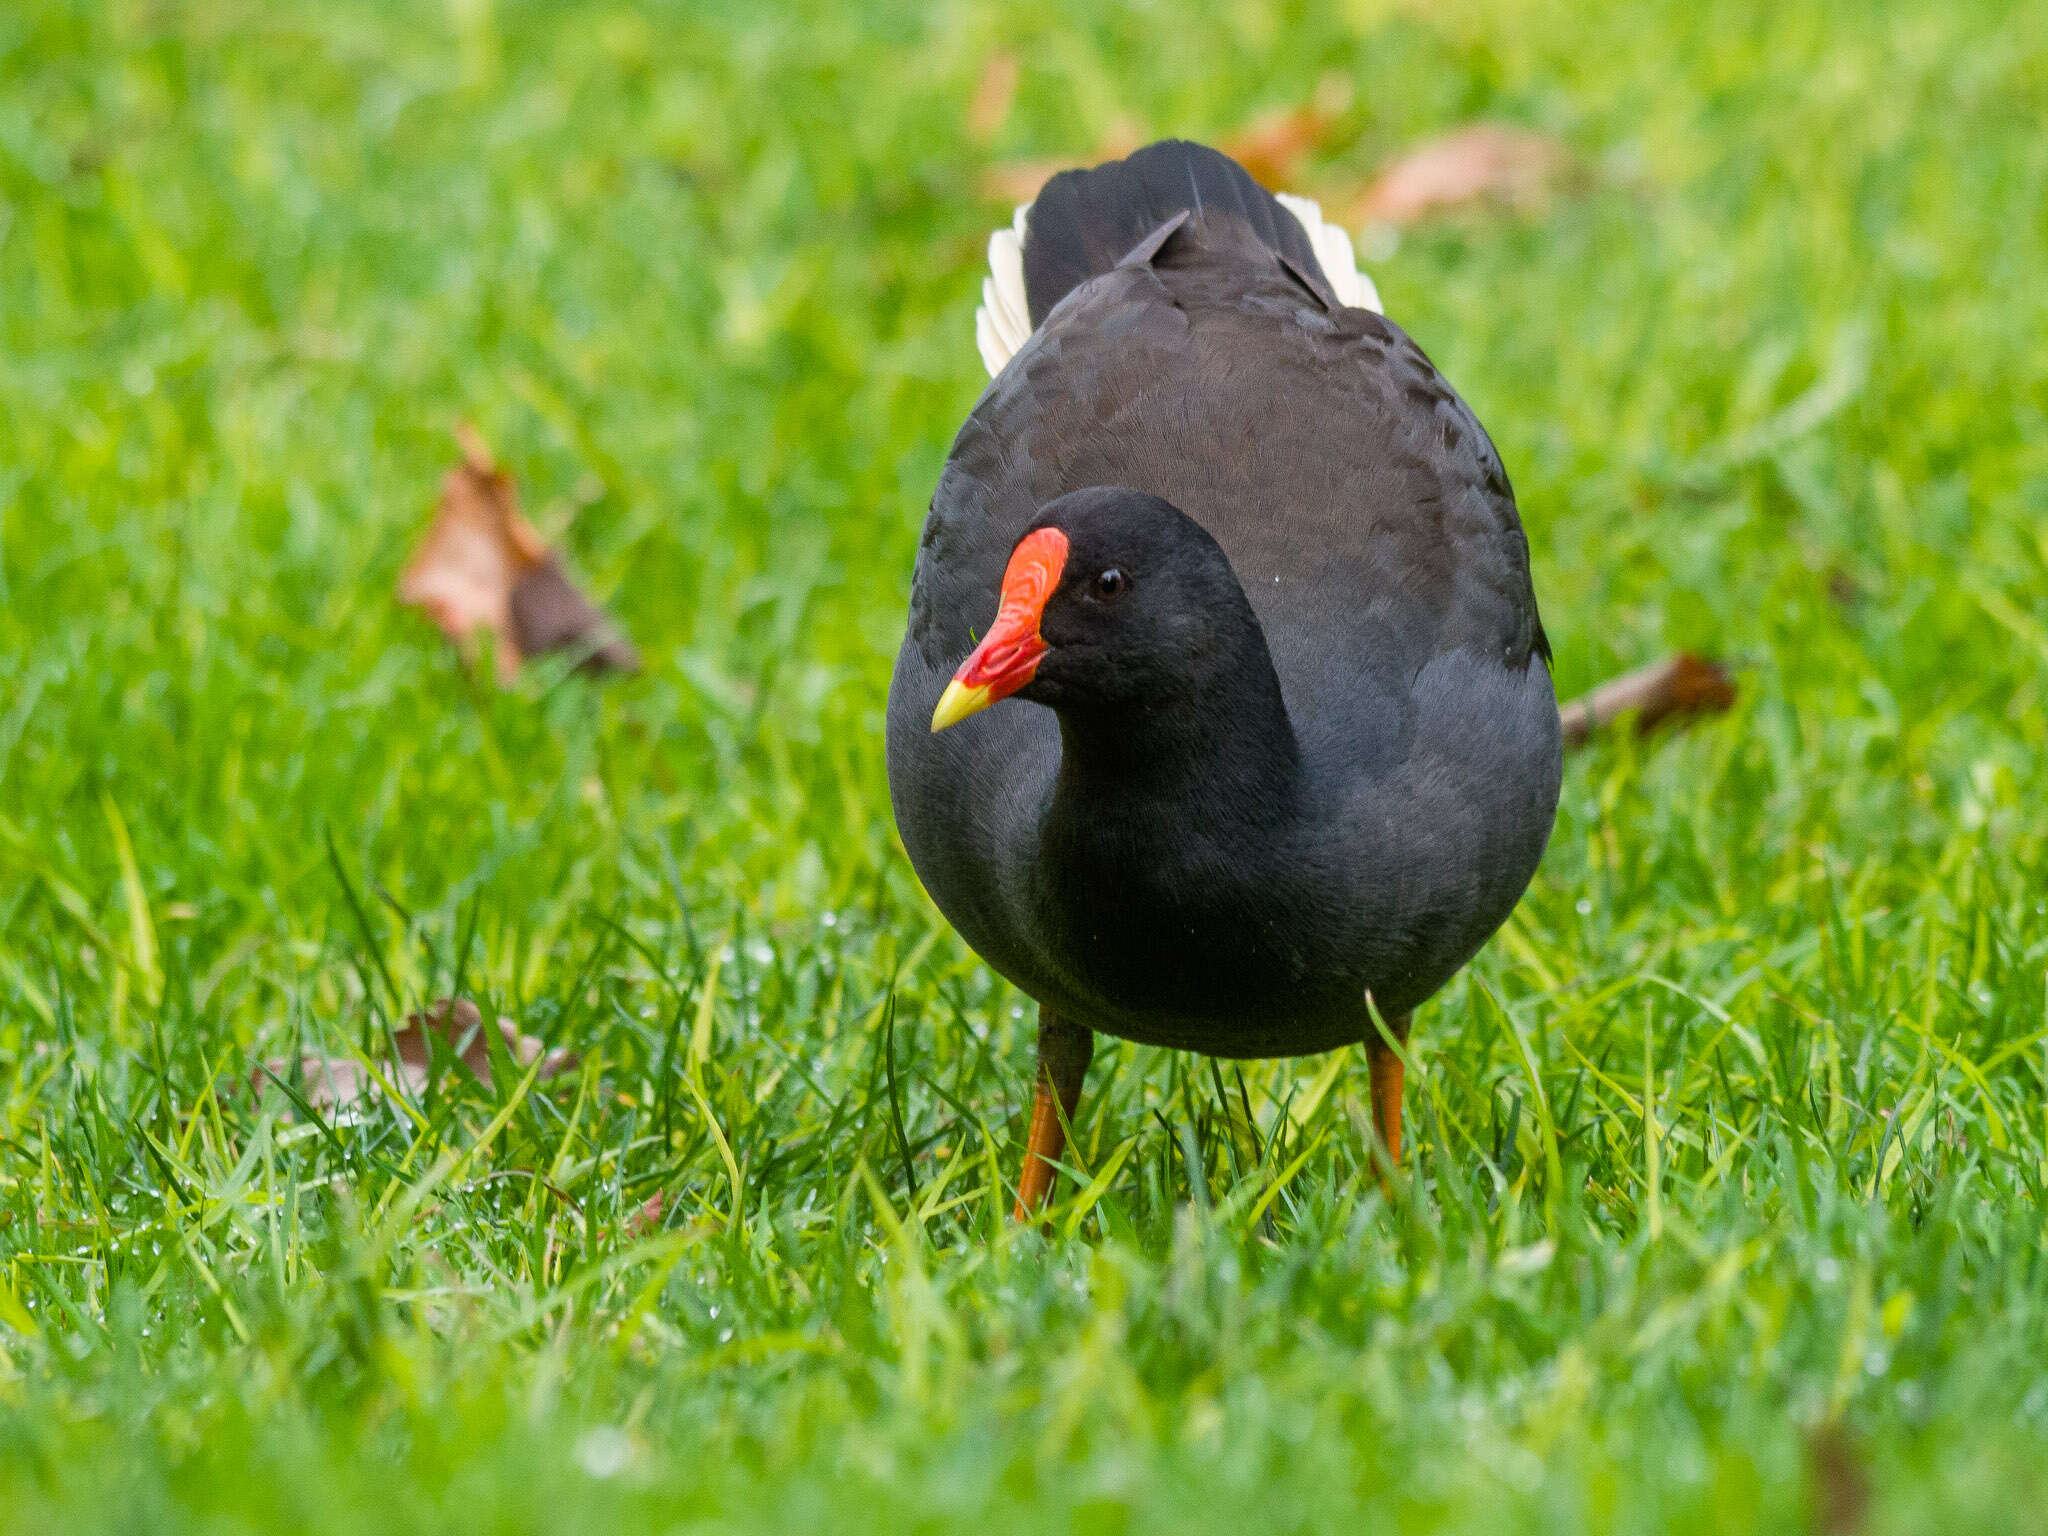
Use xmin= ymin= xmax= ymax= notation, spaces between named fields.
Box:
xmin=1365 ymin=1009 xmax=1413 ymax=1169
xmin=1013 ymin=1009 xmax=1094 ymax=1221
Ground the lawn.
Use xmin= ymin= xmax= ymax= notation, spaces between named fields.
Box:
xmin=3 ymin=0 xmax=2047 ymax=1530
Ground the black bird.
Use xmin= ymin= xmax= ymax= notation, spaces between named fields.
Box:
xmin=887 ymin=141 xmax=1561 ymax=1217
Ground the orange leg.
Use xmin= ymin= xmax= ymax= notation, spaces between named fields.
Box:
xmin=1014 ymin=1011 xmax=1094 ymax=1222
xmin=1366 ymin=1010 xmax=1413 ymax=1170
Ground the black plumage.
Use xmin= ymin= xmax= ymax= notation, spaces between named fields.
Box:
xmin=1020 ymin=144 xmax=1332 ymax=325
xmin=888 ymin=141 xmax=1559 ymax=1088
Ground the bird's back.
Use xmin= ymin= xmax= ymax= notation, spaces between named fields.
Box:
xmin=916 ymin=206 xmax=1548 ymax=787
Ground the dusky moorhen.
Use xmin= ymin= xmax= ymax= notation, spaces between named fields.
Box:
xmin=887 ymin=141 xmax=1561 ymax=1218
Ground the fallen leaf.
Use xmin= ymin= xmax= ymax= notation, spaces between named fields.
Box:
xmin=1559 ymin=653 xmax=1737 ymax=749
xmin=506 ymin=558 xmax=642 ymax=673
xmin=1351 ymin=123 xmax=1572 ymax=227
xmin=1217 ymin=106 xmax=1328 ymax=192
xmin=253 ymin=1054 xmax=373 ymax=1117
xmin=396 ymin=996 xmax=580 ymax=1085
xmin=623 ymin=1189 xmax=667 ymax=1239
xmin=978 ymin=78 xmax=1361 ymax=208
xmin=966 ymin=52 xmax=1019 ymax=145
xmin=977 ymin=158 xmax=1065 ymax=208
xmin=1217 ymin=76 xmax=1354 ymax=190
xmin=978 ymin=116 xmax=1145 ymax=206
xmin=254 ymin=996 xmax=579 ymax=1116
xmin=397 ymin=425 xmax=638 ymax=681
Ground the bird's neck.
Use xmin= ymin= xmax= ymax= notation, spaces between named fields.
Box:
xmin=1033 ymin=658 xmax=1311 ymax=1019
xmin=1044 ymin=662 xmax=1306 ymax=845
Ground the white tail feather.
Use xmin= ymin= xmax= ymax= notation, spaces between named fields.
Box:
xmin=1273 ymin=193 xmax=1382 ymax=315
xmin=976 ymin=207 xmax=1033 ymax=376
xmin=973 ymin=190 xmax=1381 ymax=378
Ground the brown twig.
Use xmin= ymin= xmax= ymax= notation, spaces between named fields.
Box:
xmin=1559 ymin=653 xmax=1736 ymax=750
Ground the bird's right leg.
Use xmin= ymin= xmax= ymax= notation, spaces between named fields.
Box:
xmin=1365 ymin=1009 xmax=1413 ymax=1169
xmin=1013 ymin=1009 xmax=1094 ymax=1221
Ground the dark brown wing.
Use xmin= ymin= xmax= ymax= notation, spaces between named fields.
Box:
xmin=914 ymin=213 xmax=1547 ymax=778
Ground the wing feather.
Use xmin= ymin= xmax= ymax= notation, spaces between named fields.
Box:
xmin=975 ymin=188 xmax=1380 ymax=377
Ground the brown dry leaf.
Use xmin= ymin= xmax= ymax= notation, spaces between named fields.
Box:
xmin=1217 ymin=76 xmax=1354 ymax=190
xmin=977 ymin=158 xmax=1064 ymax=208
xmin=254 ymin=996 xmax=580 ymax=1117
xmin=1559 ymin=654 xmax=1737 ymax=749
xmin=978 ymin=77 xmax=1359 ymax=207
xmin=252 ymin=1054 xmax=374 ymax=1115
xmin=966 ymin=52 xmax=1020 ymax=145
xmin=395 ymin=996 xmax=581 ymax=1085
xmin=623 ymin=1190 xmax=667 ymax=1239
xmin=397 ymin=425 xmax=638 ymax=681
xmin=978 ymin=115 xmax=1146 ymax=206
xmin=1351 ymin=123 xmax=1572 ymax=227
xmin=1218 ymin=105 xmax=1328 ymax=191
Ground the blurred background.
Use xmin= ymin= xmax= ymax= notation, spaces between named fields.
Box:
xmin=5 ymin=0 xmax=2042 ymax=902
xmin=3 ymin=1 xmax=2047 ymax=1530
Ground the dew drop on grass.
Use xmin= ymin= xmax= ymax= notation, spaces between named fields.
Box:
xmin=573 ymin=1427 xmax=634 ymax=1479
xmin=1665 ymin=1443 xmax=1705 ymax=1484
xmin=822 ymin=911 xmax=838 ymax=928
xmin=1575 ymin=898 xmax=1592 ymax=915
xmin=1505 ymin=1447 xmax=1543 ymax=1492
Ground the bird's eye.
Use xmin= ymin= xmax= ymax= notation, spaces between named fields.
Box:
xmin=1092 ymin=568 xmax=1128 ymax=600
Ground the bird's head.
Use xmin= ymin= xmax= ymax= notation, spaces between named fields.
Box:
xmin=930 ymin=485 xmax=1258 ymax=731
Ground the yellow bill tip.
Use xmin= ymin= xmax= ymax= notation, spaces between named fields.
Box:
xmin=930 ymin=679 xmax=993 ymax=732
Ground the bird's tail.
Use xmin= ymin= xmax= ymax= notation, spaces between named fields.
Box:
xmin=975 ymin=139 xmax=1379 ymax=377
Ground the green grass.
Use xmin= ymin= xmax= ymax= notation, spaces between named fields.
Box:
xmin=4 ymin=0 xmax=2048 ymax=1529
